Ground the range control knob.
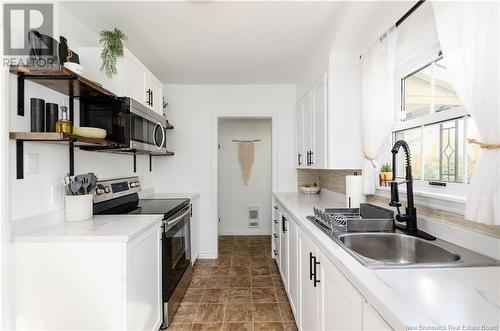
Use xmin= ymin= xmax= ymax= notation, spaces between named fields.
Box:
xmin=130 ymin=182 xmax=137 ymax=188
xmin=96 ymin=184 xmax=105 ymax=195
xmin=104 ymin=187 xmax=111 ymax=193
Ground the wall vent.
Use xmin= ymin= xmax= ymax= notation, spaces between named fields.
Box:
xmin=248 ymin=206 xmax=260 ymax=228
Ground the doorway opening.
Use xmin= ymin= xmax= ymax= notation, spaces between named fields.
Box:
xmin=217 ymin=118 xmax=273 ymax=247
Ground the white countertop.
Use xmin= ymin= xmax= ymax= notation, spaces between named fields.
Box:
xmin=12 ymin=213 xmax=163 ymax=243
xmin=273 ymin=192 xmax=500 ymax=330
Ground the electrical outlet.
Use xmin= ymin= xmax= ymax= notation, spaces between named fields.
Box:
xmin=26 ymin=153 xmax=39 ymax=174
xmin=51 ymin=184 xmax=63 ymax=204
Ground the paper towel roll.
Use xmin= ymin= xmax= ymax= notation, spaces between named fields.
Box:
xmin=345 ymin=175 xmax=365 ymax=208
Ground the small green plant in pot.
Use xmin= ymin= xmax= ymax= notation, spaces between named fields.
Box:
xmin=99 ymin=28 xmax=127 ymax=78
xmin=380 ymin=163 xmax=393 ymax=183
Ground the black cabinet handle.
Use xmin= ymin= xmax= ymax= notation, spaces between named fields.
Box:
xmin=273 ymin=219 xmax=278 ymax=224
xmin=309 ymin=252 xmax=313 ymax=280
xmin=281 ymin=215 xmax=285 ymax=233
xmin=309 ymin=151 xmax=314 ymax=165
xmin=151 ymin=90 xmax=154 ymax=107
xmin=313 ymin=255 xmax=320 ymax=287
xmin=273 ymin=233 xmax=278 ymax=239
xmin=298 ymin=153 xmax=302 ymax=166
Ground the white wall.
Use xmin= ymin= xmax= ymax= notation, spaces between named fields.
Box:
xmin=218 ymin=119 xmax=272 ymax=235
xmin=156 ymin=85 xmax=296 ymax=258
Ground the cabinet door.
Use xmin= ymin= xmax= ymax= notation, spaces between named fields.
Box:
xmin=126 ymin=225 xmax=162 ymax=331
xmin=288 ymin=217 xmax=299 ymax=321
xmin=124 ymin=54 xmax=146 ymax=105
xmin=318 ymin=251 xmax=364 ymax=331
xmin=363 ymin=303 xmax=393 ymax=331
xmin=302 ymin=93 xmax=314 ymax=167
xmin=299 ymin=230 xmax=320 ymax=331
xmin=279 ymin=212 xmax=289 ymax=289
xmin=295 ymin=104 xmax=305 ymax=167
xmin=312 ymin=74 xmax=328 ymax=169
xmin=151 ymin=77 xmax=164 ymax=115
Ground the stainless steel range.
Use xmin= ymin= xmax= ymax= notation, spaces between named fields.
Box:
xmin=93 ymin=176 xmax=192 ymax=328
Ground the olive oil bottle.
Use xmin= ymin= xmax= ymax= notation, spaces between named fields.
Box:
xmin=55 ymin=105 xmax=73 ymax=134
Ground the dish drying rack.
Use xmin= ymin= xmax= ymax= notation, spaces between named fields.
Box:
xmin=312 ymin=204 xmax=395 ymax=234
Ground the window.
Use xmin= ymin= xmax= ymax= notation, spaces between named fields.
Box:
xmin=393 ymin=57 xmax=479 ymax=185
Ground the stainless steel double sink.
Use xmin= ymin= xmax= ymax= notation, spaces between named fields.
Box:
xmin=306 ymin=211 xmax=500 ymax=269
xmin=336 ymin=232 xmax=500 ymax=269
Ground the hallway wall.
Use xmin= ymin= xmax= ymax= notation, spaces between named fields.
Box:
xmin=218 ymin=119 xmax=272 ymax=235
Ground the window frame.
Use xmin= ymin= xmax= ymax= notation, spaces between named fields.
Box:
xmin=391 ymin=54 xmax=472 ymax=197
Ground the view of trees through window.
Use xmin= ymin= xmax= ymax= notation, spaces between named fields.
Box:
xmin=394 ymin=58 xmax=479 ymax=184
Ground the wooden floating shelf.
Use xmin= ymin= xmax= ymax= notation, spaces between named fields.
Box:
xmin=9 ymin=132 xmax=117 ymax=147
xmin=10 ymin=65 xmax=117 ymax=99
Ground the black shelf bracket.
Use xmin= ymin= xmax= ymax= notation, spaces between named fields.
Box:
xmin=69 ymin=140 xmax=75 ymax=176
xmin=149 ymin=154 xmax=152 ymax=172
xmin=133 ymin=152 xmax=137 ymax=173
xmin=16 ymin=140 xmax=23 ymax=179
xmin=17 ymin=74 xmax=24 ymax=116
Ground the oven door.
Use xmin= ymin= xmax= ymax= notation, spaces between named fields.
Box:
xmin=162 ymin=206 xmax=191 ymax=302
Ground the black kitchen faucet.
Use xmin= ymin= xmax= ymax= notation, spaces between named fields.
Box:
xmin=389 ymin=140 xmax=436 ymax=240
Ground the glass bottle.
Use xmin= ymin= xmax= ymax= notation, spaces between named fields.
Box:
xmin=55 ymin=105 xmax=73 ymax=134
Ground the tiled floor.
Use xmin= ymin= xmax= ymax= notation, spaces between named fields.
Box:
xmin=169 ymin=235 xmax=298 ymax=331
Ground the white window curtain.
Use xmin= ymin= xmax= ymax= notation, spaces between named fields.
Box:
xmin=360 ymin=30 xmax=398 ymax=195
xmin=432 ymin=2 xmax=500 ymax=225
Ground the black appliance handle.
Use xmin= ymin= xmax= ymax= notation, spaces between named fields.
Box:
xmin=298 ymin=153 xmax=302 ymax=166
xmin=309 ymin=252 xmax=313 ymax=280
xmin=313 ymin=255 xmax=320 ymax=287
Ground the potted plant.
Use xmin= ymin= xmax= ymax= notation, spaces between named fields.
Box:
xmin=99 ymin=28 xmax=127 ymax=78
xmin=380 ymin=163 xmax=393 ymax=183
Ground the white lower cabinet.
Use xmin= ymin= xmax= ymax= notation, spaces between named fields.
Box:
xmin=12 ymin=223 xmax=162 ymax=331
xmin=273 ymin=200 xmax=391 ymax=331
xmin=288 ymin=216 xmax=300 ymax=320
xmin=279 ymin=210 xmax=289 ymax=289
xmin=299 ymin=229 xmax=321 ymax=331
xmin=318 ymin=249 xmax=364 ymax=330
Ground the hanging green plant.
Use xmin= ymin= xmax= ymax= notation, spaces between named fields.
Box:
xmin=99 ymin=28 xmax=127 ymax=78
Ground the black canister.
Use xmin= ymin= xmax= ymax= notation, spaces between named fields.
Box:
xmin=30 ymin=98 xmax=45 ymax=132
xmin=45 ymin=103 xmax=59 ymax=132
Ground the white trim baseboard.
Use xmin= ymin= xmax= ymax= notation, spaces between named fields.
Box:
xmin=198 ymin=251 xmax=217 ymax=259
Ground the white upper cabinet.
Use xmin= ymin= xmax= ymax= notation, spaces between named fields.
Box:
xmin=312 ymin=74 xmax=328 ymax=169
xmin=302 ymin=93 xmax=314 ymax=167
xmin=78 ymin=47 xmax=164 ymax=116
xmin=295 ymin=73 xmax=328 ymax=169
xmin=294 ymin=67 xmax=363 ymax=170
xmin=295 ymin=104 xmax=305 ymax=167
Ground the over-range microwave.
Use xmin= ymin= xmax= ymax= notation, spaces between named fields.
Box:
xmin=80 ymin=97 xmax=168 ymax=154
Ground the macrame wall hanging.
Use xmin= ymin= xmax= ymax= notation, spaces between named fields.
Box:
xmin=234 ymin=139 xmax=261 ymax=185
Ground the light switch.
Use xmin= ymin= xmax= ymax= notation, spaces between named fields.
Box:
xmin=26 ymin=153 xmax=38 ymax=174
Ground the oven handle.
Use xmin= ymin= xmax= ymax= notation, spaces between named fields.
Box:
xmin=163 ymin=206 xmax=191 ymax=229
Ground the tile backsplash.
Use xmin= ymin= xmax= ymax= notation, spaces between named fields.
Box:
xmin=297 ymin=169 xmax=500 ymax=238
xmin=297 ymin=169 xmax=361 ymax=194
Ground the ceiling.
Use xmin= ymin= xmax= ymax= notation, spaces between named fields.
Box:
xmin=62 ymin=1 xmax=343 ymax=84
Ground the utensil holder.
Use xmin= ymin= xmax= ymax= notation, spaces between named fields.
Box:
xmin=65 ymin=194 xmax=93 ymax=223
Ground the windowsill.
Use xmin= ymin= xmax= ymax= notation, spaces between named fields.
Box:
xmin=376 ymin=185 xmax=466 ymax=203
xmin=375 ymin=185 xmax=466 ymax=215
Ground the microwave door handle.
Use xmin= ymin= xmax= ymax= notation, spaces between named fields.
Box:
xmin=154 ymin=123 xmax=165 ymax=149
xmin=164 ymin=206 xmax=191 ymax=227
